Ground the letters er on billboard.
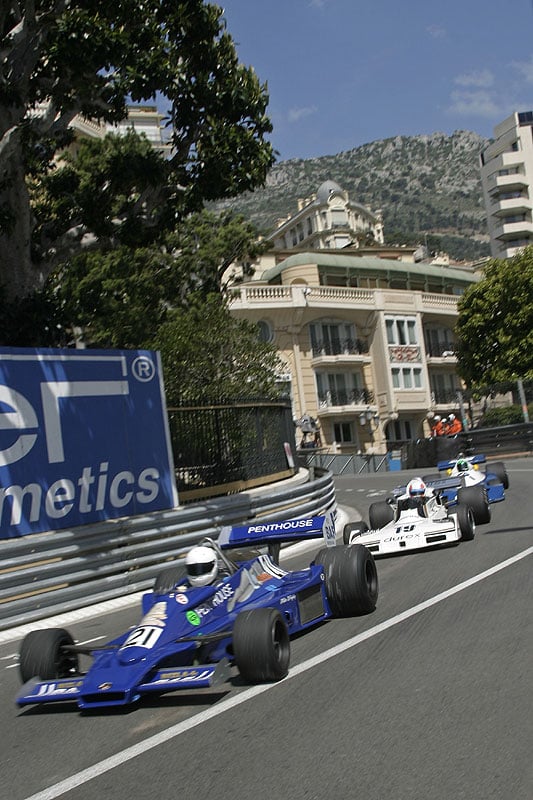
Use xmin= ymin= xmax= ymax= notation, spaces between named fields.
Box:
xmin=0 ymin=347 xmax=178 ymax=538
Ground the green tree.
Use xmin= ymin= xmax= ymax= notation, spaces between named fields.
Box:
xmin=455 ymin=248 xmax=533 ymax=390
xmin=4 ymin=209 xmax=268 ymax=349
xmin=152 ymin=296 xmax=284 ymax=404
xmin=1 ymin=1 xmax=274 ymax=299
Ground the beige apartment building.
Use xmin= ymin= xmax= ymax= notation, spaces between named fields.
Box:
xmin=229 ymin=183 xmax=479 ymax=454
xmin=480 ymin=111 xmax=533 ymax=259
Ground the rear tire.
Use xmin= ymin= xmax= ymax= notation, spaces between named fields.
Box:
xmin=457 ymin=485 xmax=490 ymax=524
xmin=315 ymin=544 xmax=378 ymax=616
xmin=457 ymin=504 xmax=475 ymax=541
xmin=19 ymin=628 xmax=78 ymax=683
xmin=233 ymin=607 xmax=290 ymax=683
xmin=369 ymin=501 xmax=394 ymax=530
xmin=490 ymin=461 xmax=509 ymax=489
xmin=343 ymin=521 xmax=369 ymax=545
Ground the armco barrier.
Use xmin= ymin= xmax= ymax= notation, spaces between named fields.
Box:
xmin=0 ymin=468 xmax=336 ymax=632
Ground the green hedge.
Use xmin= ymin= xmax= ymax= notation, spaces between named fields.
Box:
xmin=477 ymin=405 xmax=533 ymax=427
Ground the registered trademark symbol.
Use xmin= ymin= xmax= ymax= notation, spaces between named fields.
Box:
xmin=132 ymin=356 xmax=156 ymax=382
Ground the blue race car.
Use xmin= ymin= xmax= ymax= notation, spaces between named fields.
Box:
xmin=16 ymin=513 xmax=378 ymax=710
xmin=419 ymin=453 xmax=509 ymax=524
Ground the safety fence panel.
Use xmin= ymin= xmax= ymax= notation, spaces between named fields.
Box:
xmin=0 ymin=469 xmax=336 ymax=631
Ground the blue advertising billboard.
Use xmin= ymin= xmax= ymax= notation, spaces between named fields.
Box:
xmin=0 ymin=347 xmax=178 ymax=538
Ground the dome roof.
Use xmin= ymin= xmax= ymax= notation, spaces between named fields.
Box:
xmin=316 ymin=180 xmax=344 ymax=203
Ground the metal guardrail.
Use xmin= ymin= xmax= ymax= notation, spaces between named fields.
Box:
xmin=0 ymin=468 xmax=336 ymax=632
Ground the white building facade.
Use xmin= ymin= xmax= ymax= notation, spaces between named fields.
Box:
xmin=267 ymin=180 xmax=384 ymax=252
xmin=479 ymin=111 xmax=533 ymax=259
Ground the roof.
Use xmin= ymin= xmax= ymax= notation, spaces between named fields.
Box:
xmin=259 ymin=252 xmax=479 ymax=285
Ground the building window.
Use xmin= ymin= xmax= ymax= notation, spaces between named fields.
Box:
xmin=316 ymin=371 xmax=369 ymax=406
xmin=391 ymin=367 xmax=423 ymax=389
xmin=386 ymin=418 xmax=413 ymax=444
xmin=424 ymin=326 xmax=455 ymax=357
xmin=386 ymin=316 xmax=418 ymax=345
xmin=430 ymin=373 xmax=459 ymax=404
xmin=333 ymin=422 xmax=355 ymax=444
xmin=257 ymin=320 xmax=274 ymax=343
xmin=310 ymin=321 xmax=365 ymax=356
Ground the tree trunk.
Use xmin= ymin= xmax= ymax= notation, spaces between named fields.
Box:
xmin=0 ymin=148 xmax=42 ymax=301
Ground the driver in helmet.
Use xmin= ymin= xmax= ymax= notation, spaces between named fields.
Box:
xmin=455 ymin=454 xmax=470 ymax=473
xmin=185 ymin=544 xmax=219 ymax=588
xmin=397 ymin=477 xmax=436 ymax=515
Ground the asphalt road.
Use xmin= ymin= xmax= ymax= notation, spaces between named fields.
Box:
xmin=1 ymin=459 xmax=532 ymax=800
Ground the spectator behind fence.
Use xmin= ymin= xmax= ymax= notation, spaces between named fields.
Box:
xmin=431 ymin=415 xmax=445 ymax=437
xmin=445 ymin=414 xmax=463 ymax=435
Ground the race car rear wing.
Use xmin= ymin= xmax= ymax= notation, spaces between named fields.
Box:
xmin=218 ymin=510 xmax=337 ymax=550
xmin=437 ymin=454 xmax=486 ymax=471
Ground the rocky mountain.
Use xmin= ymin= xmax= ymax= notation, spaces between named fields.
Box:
xmin=217 ymin=130 xmax=492 ymax=262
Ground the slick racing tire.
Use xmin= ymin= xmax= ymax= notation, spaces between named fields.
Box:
xmin=490 ymin=461 xmax=509 ymax=489
xmin=19 ymin=628 xmax=79 ymax=683
xmin=233 ymin=607 xmax=290 ymax=683
xmin=457 ymin=485 xmax=491 ymax=524
xmin=369 ymin=500 xmax=394 ymax=530
xmin=457 ymin=504 xmax=475 ymax=541
xmin=343 ymin=521 xmax=369 ymax=545
xmin=154 ymin=564 xmax=187 ymax=594
xmin=315 ymin=544 xmax=378 ymax=616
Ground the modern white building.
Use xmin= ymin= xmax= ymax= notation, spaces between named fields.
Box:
xmin=479 ymin=111 xmax=533 ymax=259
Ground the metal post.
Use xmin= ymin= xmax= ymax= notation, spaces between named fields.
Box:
xmin=517 ymin=379 xmax=530 ymax=422
xmin=457 ymin=390 xmax=468 ymax=431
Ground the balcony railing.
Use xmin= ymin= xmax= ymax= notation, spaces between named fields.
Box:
xmin=425 ymin=342 xmax=457 ymax=357
xmin=312 ymin=338 xmax=369 ymax=357
xmin=430 ymin=388 xmax=461 ymax=404
xmin=318 ymin=388 xmax=374 ymax=408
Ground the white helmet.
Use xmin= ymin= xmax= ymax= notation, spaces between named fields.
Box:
xmin=186 ymin=545 xmax=218 ymax=587
xmin=407 ymin=477 xmax=426 ymax=497
xmin=434 ymin=415 xmax=441 ymax=421
xmin=448 ymin=414 xmax=455 ymax=421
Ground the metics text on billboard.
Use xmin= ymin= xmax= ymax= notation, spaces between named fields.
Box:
xmin=0 ymin=347 xmax=178 ymax=538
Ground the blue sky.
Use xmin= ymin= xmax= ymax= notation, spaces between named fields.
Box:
xmin=219 ymin=0 xmax=533 ymax=161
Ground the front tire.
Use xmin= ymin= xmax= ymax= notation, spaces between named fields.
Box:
xmin=315 ymin=544 xmax=378 ymax=616
xmin=369 ymin=501 xmax=394 ymax=530
xmin=233 ymin=607 xmax=290 ymax=683
xmin=343 ymin=521 xmax=369 ymax=545
xmin=457 ymin=485 xmax=490 ymax=524
xmin=490 ymin=461 xmax=509 ymax=489
xmin=457 ymin=504 xmax=475 ymax=541
xmin=19 ymin=628 xmax=79 ymax=683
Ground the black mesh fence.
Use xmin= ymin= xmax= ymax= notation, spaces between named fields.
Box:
xmin=167 ymin=399 xmax=297 ymax=499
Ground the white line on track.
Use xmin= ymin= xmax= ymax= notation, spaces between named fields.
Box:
xmin=23 ymin=545 xmax=532 ymax=800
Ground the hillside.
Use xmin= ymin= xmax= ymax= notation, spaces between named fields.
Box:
xmin=217 ymin=130 xmax=492 ymax=261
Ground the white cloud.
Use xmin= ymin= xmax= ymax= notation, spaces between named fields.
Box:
xmin=454 ymin=69 xmax=494 ymax=88
xmin=426 ymin=24 xmax=446 ymax=39
xmin=447 ymin=89 xmax=501 ymax=118
xmin=511 ymin=56 xmax=533 ymax=83
xmin=288 ymin=105 xmax=318 ymax=123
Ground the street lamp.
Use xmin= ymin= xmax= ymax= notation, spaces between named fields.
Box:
xmin=359 ymin=407 xmax=380 ymax=427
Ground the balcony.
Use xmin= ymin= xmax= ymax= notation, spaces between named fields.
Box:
xmin=425 ymin=342 xmax=457 ymax=359
xmin=311 ymin=338 xmax=370 ymax=366
xmin=317 ymin=388 xmax=374 ymax=414
xmin=430 ymin=388 xmax=461 ymax=405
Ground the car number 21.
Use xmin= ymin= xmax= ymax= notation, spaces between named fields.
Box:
xmin=122 ymin=625 xmax=163 ymax=649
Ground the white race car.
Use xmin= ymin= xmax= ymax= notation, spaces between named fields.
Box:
xmin=343 ymin=484 xmax=475 ymax=557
